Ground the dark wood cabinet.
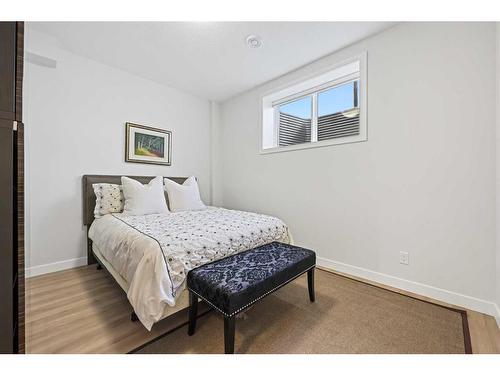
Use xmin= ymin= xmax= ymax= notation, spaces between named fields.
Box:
xmin=0 ymin=21 xmax=24 ymax=354
xmin=0 ymin=119 xmax=14 ymax=353
xmin=0 ymin=22 xmax=16 ymax=119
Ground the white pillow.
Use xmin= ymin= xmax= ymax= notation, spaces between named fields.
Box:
xmin=164 ymin=176 xmax=206 ymax=212
xmin=92 ymin=183 xmax=124 ymax=218
xmin=121 ymin=176 xmax=169 ymax=216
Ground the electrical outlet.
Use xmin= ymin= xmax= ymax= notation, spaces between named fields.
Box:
xmin=399 ymin=251 xmax=409 ymax=265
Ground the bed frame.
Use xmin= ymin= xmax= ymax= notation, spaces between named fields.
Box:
xmin=82 ymin=174 xmax=187 ymax=265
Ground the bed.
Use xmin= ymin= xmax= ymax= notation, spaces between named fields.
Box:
xmin=82 ymin=175 xmax=290 ymax=330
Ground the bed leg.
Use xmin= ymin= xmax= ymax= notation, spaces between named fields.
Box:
xmin=131 ymin=312 xmax=139 ymax=322
xmin=96 ymin=264 xmax=102 ymax=270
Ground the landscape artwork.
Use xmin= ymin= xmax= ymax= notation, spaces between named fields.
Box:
xmin=134 ymin=132 xmax=165 ymax=158
xmin=125 ymin=122 xmax=172 ymax=165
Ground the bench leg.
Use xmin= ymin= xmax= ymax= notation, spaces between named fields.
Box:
xmin=224 ymin=316 xmax=235 ymax=354
xmin=308 ymin=268 xmax=315 ymax=302
xmin=188 ymin=291 xmax=198 ymax=336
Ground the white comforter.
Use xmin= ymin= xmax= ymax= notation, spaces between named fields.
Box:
xmin=88 ymin=207 xmax=289 ymax=330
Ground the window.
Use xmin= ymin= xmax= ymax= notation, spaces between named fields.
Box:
xmin=278 ymin=96 xmax=312 ymax=146
xmin=261 ymin=53 xmax=366 ymax=153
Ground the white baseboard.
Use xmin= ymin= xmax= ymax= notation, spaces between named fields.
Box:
xmin=317 ymin=256 xmax=500 ymax=326
xmin=26 ymin=256 xmax=87 ymax=278
xmin=495 ymin=303 xmax=500 ymax=327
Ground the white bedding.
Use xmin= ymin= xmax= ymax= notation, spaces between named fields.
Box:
xmin=88 ymin=207 xmax=290 ymax=330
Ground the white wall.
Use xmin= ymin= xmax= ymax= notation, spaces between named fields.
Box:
xmin=24 ymin=27 xmax=212 ymax=275
xmin=496 ymin=23 xmax=500 ymax=320
xmin=216 ymin=23 xmax=499 ymax=316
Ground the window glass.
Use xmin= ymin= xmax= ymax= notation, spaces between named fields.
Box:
xmin=317 ymin=80 xmax=358 ymax=117
xmin=317 ymin=80 xmax=360 ymax=141
xmin=277 ymin=96 xmax=312 ymax=147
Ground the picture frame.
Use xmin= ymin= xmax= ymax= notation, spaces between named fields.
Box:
xmin=125 ymin=122 xmax=172 ymax=166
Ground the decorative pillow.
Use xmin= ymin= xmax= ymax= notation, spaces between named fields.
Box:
xmin=164 ymin=176 xmax=206 ymax=212
xmin=92 ymin=183 xmax=124 ymax=218
xmin=121 ymin=176 xmax=169 ymax=216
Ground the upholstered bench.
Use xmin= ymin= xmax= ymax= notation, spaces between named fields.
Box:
xmin=186 ymin=241 xmax=316 ymax=354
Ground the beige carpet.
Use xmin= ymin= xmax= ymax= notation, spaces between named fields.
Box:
xmin=135 ymin=269 xmax=470 ymax=354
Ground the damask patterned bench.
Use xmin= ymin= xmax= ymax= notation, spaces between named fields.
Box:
xmin=186 ymin=241 xmax=316 ymax=354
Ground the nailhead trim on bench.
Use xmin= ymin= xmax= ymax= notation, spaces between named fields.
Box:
xmin=188 ymin=265 xmax=315 ymax=317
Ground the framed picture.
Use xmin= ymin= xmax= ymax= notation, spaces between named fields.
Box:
xmin=125 ymin=122 xmax=172 ymax=166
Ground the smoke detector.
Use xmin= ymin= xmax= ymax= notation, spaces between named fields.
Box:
xmin=246 ymin=35 xmax=262 ymax=48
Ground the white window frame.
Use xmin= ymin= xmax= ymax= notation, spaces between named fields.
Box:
xmin=260 ymin=52 xmax=367 ymax=154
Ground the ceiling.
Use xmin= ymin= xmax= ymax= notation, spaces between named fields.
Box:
xmin=29 ymin=22 xmax=395 ymax=102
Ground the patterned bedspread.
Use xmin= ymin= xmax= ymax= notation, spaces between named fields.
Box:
xmin=113 ymin=207 xmax=289 ymax=298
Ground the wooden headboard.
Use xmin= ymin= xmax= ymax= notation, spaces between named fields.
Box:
xmin=82 ymin=175 xmax=188 ymax=264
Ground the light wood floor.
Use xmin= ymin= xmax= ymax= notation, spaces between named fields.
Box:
xmin=26 ymin=265 xmax=500 ymax=354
